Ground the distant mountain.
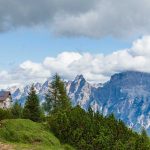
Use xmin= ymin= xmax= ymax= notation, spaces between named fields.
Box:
xmin=8 ymin=71 xmax=150 ymax=134
xmin=95 ymin=71 xmax=150 ymax=133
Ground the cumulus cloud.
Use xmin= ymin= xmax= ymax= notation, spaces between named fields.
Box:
xmin=1 ymin=36 xmax=150 ymax=88
xmin=0 ymin=0 xmax=150 ymax=38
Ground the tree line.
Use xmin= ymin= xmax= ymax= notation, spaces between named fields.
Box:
xmin=0 ymin=74 xmax=150 ymax=150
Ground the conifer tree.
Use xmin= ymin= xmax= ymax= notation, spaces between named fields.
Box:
xmin=23 ymin=85 xmax=41 ymax=122
xmin=44 ymin=74 xmax=71 ymax=114
xmin=43 ymin=87 xmax=54 ymax=114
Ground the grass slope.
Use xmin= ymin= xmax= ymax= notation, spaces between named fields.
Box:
xmin=0 ymin=119 xmax=73 ymax=150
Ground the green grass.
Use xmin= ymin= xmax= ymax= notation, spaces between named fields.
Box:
xmin=0 ymin=119 xmax=74 ymax=150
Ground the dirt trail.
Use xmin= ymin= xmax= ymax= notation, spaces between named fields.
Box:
xmin=0 ymin=142 xmax=14 ymax=150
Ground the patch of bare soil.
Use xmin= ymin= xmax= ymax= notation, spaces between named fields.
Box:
xmin=0 ymin=142 xmax=14 ymax=150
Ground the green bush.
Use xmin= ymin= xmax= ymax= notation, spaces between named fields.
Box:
xmin=48 ymin=106 xmax=150 ymax=150
xmin=0 ymin=108 xmax=12 ymax=121
xmin=11 ymin=102 xmax=23 ymax=119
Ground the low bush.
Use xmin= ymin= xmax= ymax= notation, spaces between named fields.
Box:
xmin=0 ymin=108 xmax=12 ymax=121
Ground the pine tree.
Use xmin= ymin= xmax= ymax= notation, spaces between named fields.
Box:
xmin=23 ymin=85 xmax=41 ymax=122
xmin=43 ymin=86 xmax=54 ymax=114
xmin=44 ymin=74 xmax=71 ymax=114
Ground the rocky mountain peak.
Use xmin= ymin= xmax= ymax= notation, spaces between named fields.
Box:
xmin=74 ymin=74 xmax=85 ymax=81
xmin=7 ymin=71 xmax=150 ymax=134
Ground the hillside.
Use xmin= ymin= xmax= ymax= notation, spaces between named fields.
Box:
xmin=0 ymin=119 xmax=73 ymax=150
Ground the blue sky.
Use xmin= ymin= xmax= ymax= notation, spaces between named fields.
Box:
xmin=1 ymin=0 xmax=150 ymax=87
xmin=0 ymin=28 xmax=131 ymax=70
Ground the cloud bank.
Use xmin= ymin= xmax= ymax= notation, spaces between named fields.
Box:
xmin=0 ymin=0 xmax=150 ymax=38
xmin=1 ymin=36 xmax=150 ymax=88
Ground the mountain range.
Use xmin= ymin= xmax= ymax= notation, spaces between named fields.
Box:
xmin=7 ymin=71 xmax=150 ymax=134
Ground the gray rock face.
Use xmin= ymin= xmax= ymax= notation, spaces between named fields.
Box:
xmin=8 ymin=71 xmax=150 ymax=133
xmin=95 ymin=71 xmax=150 ymax=133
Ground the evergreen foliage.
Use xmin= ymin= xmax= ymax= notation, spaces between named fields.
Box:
xmin=23 ymin=85 xmax=41 ymax=122
xmin=135 ymin=129 xmax=150 ymax=150
xmin=45 ymin=74 xmax=150 ymax=150
xmin=49 ymin=106 xmax=150 ymax=150
xmin=43 ymin=73 xmax=71 ymax=114
xmin=0 ymin=108 xmax=12 ymax=121
xmin=11 ymin=101 xmax=23 ymax=119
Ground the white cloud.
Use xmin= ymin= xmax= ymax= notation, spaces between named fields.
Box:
xmin=20 ymin=60 xmax=50 ymax=78
xmin=2 ymin=36 xmax=150 ymax=88
xmin=130 ymin=36 xmax=150 ymax=57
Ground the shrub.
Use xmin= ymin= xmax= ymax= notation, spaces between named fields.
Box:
xmin=0 ymin=108 xmax=12 ymax=121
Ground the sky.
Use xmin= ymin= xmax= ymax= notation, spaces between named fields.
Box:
xmin=1 ymin=0 xmax=150 ymax=88
xmin=0 ymin=29 xmax=131 ymax=69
